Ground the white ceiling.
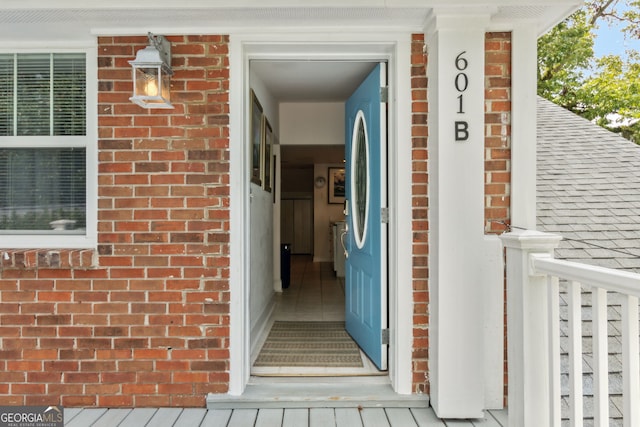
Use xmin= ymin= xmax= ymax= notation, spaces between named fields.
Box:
xmin=251 ymin=61 xmax=378 ymax=102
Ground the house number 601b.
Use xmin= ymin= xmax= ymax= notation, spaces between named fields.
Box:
xmin=455 ymin=51 xmax=469 ymax=141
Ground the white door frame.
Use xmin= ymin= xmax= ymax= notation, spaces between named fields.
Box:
xmin=228 ymin=31 xmax=414 ymax=395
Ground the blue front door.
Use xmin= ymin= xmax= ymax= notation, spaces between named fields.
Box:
xmin=344 ymin=63 xmax=388 ymax=370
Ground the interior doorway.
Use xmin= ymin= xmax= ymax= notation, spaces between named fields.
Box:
xmin=249 ymin=59 xmax=388 ymax=377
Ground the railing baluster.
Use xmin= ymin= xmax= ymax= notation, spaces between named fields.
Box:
xmin=548 ymin=275 xmax=561 ymax=427
xmin=621 ymin=295 xmax=640 ymax=427
xmin=592 ymin=287 xmax=609 ymax=427
xmin=568 ymin=280 xmax=583 ymax=426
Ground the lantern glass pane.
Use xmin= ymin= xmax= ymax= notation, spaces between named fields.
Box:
xmin=134 ymin=66 xmax=160 ymax=98
xmin=160 ymin=73 xmax=171 ymax=103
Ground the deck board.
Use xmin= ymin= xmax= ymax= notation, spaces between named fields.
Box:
xmin=360 ymin=408 xmax=391 ymax=427
xmin=63 ymin=407 xmax=507 ymax=426
xmin=443 ymin=420 xmax=474 ymax=426
xmin=309 ymin=408 xmax=335 ymax=427
xmin=90 ymin=408 xmax=132 ymax=427
xmin=472 ymin=411 xmax=503 ymax=426
xmin=227 ymin=408 xmax=258 ymax=427
xmin=173 ymin=408 xmax=207 ymax=427
xmin=146 ymin=407 xmax=183 ymax=427
xmin=200 ymin=408 xmax=232 ymax=427
xmin=63 ymin=408 xmax=83 ymax=424
xmin=119 ymin=408 xmax=159 ymax=427
xmin=335 ymin=407 xmax=363 ymax=427
xmin=283 ymin=408 xmax=309 ymax=427
xmin=488 ymin=410 xmax=508 ymax=426
xmin=255 ymin=408 xmax=284 ymax=427
xmin=386 ymin=408 xmax=418 ymax=427
xmin=64 ymin=408 xmax=107 ymax=427
xmin=410 ymin=408 xmax=448 ymax=427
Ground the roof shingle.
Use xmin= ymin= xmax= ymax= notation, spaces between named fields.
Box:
xmin=536 ymin=97 xmax=640 ymax=274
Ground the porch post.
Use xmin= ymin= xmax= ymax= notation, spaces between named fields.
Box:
xmin=425 ymin=8 xmax=495 ymax=418
xmin=500 ymin=229 xmax=562 ymax=426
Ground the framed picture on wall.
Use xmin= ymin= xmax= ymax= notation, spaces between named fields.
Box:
xmin=328 ymin=167 xmax=346 ymax=204
xmin=250 ymin=90 xmax=263 ymax=186
xmin=272 ymin=154 xmax=277 ymax=203
xmin=263 ymin=118 xmax=273 ymax=192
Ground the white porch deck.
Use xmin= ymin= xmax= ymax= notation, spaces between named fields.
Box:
xmin=63 ymin=407 xmax=508 ymax=426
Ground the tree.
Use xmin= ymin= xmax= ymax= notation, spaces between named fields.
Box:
xmin=538 ymin=0 xmax=640 ymax=143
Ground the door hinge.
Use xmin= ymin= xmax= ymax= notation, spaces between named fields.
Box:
xmin=381 ymin=328 xmax=390 ymax=345
xmin=381 ymin=207 xmax=389 ymax=224
xmin=380 ymin=86 xmax=389 ymax=103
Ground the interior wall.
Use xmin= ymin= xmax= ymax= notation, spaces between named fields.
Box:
xmin=280 ymin=102 xmax=344 ymax=146
xmin=313 ymin=163 xmax=346 ymax=262
xmin=281 ymin=167 xmax=313 ymax=196
xmin=248 ymin=70 xmax=278 ymax=347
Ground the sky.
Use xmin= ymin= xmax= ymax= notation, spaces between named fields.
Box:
xmin=593 ymin=4 xmax=640 ymax=58
xmin=594 ymin=22 xmax=640 ymax=57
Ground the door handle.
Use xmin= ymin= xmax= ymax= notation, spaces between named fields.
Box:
xmin=340 ymin=223 xmax=349 ymax=259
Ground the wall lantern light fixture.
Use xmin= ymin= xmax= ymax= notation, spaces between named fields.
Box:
xmin=129 ymin=33 xmax=174 ymax=109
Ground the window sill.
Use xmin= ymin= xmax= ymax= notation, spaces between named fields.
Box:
xmin=0 ymin=248 xmax=96 ymax=269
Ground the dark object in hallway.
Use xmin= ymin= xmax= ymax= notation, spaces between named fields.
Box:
xmin=281 ymin=243 xmax=291 ymax=289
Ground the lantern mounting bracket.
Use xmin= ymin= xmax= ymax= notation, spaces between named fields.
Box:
xmin=147 ymin=32 xmax=173 ymax=76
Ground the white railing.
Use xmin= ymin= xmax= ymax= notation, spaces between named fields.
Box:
xmin=502 ymin=229 xmax=640 ymax=427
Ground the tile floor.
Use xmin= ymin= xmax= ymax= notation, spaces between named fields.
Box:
xmin=274 ymin=255 xmax=346 ymax=322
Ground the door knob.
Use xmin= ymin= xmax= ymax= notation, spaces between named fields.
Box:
xmin=340 ymin=223 xmax=349 ymax=259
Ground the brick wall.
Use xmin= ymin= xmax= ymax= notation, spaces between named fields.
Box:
xmin=485 ymin=32 xmax=512 ymax=234
xmin=0 ymin=35 xmax=231 ymax=408
xmin=410 ymin=33 xmax=430 ymax=394
xmin=410 ymin=32 xmax=512 ymax=394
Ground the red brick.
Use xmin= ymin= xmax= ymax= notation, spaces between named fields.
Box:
xmin=62 ymin=395 xmax=97 ymax=407
xmin=7 ymin=361 xmax=41 ymax=371
xmin=99 ymin=395 xmax=133 ymax=407
xmin=65 ymin=372 xmax=100 ymax=383
xmin=135 ymin=394 xmax=171 ymax=407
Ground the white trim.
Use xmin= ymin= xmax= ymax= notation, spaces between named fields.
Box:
xmin=482 ymin=235 xmax=505 ymax=409
xmin=228 ymin=33 xmax=250 ymax=396
xmin=388 ymin=33 xmax=413 ymax=395
xmin=425 ymin=14 xmax=490 ymax=418
xmin=228 ymin=30 xmax=413 ymax=396
xmin=0 ymin=42 xmax=98 ymax=50
xmin=0 ymin=0 xmax=581 ymax=8
xmin=510 ymin=24 xmax=538 ymax=230
xmin=0 ymin=45 xmax=97 ymax=250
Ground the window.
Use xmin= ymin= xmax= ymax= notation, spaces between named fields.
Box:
xmin=0 ymin=51 xmax=95 ymax=248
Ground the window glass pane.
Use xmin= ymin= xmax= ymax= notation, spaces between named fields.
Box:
xmin=0 ymin=55 xmax=13 ymax=137
xmin=16 ymin=54 xmax=51 ymax=136
xmin=0 ymin=148 xmax=86 ymax=232
xmin=53 ymin=53 xmax=86 ymax=136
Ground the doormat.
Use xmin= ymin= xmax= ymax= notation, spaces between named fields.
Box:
xmin=254 ymin=321 xmax=363 ymax=368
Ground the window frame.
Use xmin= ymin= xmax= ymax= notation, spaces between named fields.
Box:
xmin=0 ymin=46 xmax=97 ymax=249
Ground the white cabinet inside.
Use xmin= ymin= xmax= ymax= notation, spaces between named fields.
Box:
xmin=280 ymin=198 xmax=313 ymax=254
xmin=332 ymin=221 xmax=346 ymax=277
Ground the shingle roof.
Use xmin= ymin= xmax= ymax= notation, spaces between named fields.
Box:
xmin=536 ymin=96 xmax=640 ymax=273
